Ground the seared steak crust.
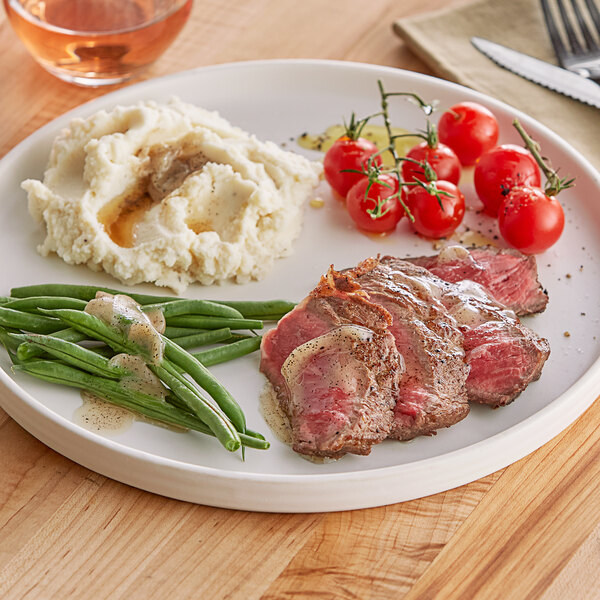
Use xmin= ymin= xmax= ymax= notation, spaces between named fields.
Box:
xmin=260 ymin=267 xmax=403 ymax=457
xmin=406 ymin=246 xmax=548 ymax=315
xmin=351 ymin=258 xmax=470 ymax=440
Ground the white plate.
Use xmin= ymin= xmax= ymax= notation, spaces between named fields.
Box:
xmin=1 ymin=60 xmax=599 ymax=512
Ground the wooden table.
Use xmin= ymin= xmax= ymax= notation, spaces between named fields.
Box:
xmin=1 ymin=1 xmax=599 ymax=598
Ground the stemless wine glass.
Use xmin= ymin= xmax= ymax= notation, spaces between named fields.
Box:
xmin=3 ymin=0 xmax=193 ymax=86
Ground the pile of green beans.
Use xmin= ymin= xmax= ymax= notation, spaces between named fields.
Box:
xmin=1 ymin=283 xmax=297 ymax=456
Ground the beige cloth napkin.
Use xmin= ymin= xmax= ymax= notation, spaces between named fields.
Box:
xmin=393 ymin=0 xmax=600 ymax=171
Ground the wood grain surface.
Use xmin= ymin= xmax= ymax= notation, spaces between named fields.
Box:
xmin=1 ymin=1 xmax=599 ymax=598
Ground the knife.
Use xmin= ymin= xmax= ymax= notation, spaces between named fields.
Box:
xmin=471 ymin=37 xmax=600 ymax=109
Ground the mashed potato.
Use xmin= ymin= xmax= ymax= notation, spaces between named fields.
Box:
xmin=23 ymin=98 xmax=322 ymax=293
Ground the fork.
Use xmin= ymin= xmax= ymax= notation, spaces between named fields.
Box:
xmin=540 ymin=0 xmax=600 ymax=82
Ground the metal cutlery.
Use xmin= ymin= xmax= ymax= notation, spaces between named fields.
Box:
xmin=471 ymin=37 xmax=600 ymax=108
xmin=540 ymin=0 xmax=600 ymax=82
xmin=471 ymin=0 xmax=600 ymax=107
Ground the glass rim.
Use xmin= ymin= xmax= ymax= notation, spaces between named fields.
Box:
xmin=5 ymin=0 xmax=192 ymax=37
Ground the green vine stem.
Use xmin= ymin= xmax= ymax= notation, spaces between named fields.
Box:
xmin=376 ymin=81 xmax=451 ymax=216
xmin=377 ymin=81 xmax=414 ymax=221
xmin=342 ymin=112 xmax=371 ymax=140
xmin=512 ymin=119 xmax=575 ymax=196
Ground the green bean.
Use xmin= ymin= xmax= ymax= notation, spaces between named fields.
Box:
xmin=10 ymin=283 xmax=179 ymax=305
xmin=212 ymin=300 xmax=296 ymax=318
xmin=11 ymin=333 xmax=127 ymax=379
xmin=225 ymin=333 xmax=253 ymax=343
xmin=0 ymin=296 xmax=11 ymax=305
xmin=164 ymin=392 xmax=267 ymax=446
xmin=10 ymin=284 xmax=295 ymax=319
xmin=192 ymin=336 xmax=262 ymax=367
xmin=166 ymin=315 xmax=263 ymax=331
xmin=0 ymin=325 xmax=23 ymax=363
xmin=0 ymin=306 xmax=64 ymax=334
xmin=13 ymin=361 xmax=266 ymax=450
xmin=163 ymin=326 xmax=208 ymax=338
xmin=41 ymin=308 xmax=243 ymax=450
xmin=150 ymin=362 xmax=240 ymax=451
xmin=40 ymin=308 xmax=145 ymax=357
xmin=144 ymin=299 xmax=243 ymax=319
xmin=245 ymin=429 xmax=266 ymax=441
xmin=170 ymin=327 xmax=232 ymax=350
xmin=163 ymin=337 xmax=246 ymax=433
xmin=3 ymin=296 xmax=88 ymax=313
xmin=16 ymin=327 xmax=88 ymax=360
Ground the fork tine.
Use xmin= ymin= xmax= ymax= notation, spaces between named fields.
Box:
xmin=541 ymin=0 xmax=570 ymax=62
xmin=570 ymin=0 xmax=599 ymax=49
xmin=583 ymin=0 xmax=600 ymax=35
xmin=556 ymin=0 xmax=585 ymax=54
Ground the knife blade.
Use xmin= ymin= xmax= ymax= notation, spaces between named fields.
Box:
xmin=471 ymin=37 xmax=600 ymax=109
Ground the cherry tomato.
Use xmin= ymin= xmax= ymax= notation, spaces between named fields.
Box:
xmin=401 ymin=141 xmax=461 ymax=185
xmin=405 ymin=180 xmax=465 ymax=239
xmin=346 ymin=174 xmax=402 ymax=233
xmin=323 ymin=136 xmax=382 ymax=198
xmin=498 ymin=186 xmax=564 ymax=254
xmin=438 ymin=102 xmax=499 ymax=166
xmin=474 ymin=144 xmax=541 ymax=216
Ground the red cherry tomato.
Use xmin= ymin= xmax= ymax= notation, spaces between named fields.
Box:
xmin=474 ymin=144 xmax=542 ymax=216
xmin=405 ymin=180 xmax=465 ymax=239
xmin=346 ymin=174 xmax=402 ymax=233
xmin=323 ymin=136 xmax=382 ymax=198
xmin=401 ymin=141 xmax=461 ymax=185
xmin=438 ymin=102 xmax=499 ymax=166
xmin=498 ymin=186 xmax=564 ymax=254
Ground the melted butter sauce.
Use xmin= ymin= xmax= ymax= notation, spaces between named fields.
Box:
xmin=97 ymin=189 xmax=156 ymax=248
xmin=431 ymin=230 xmax=498 ymax=252
xmin=298 ymin=124 xmax=420 ymax=167
xmin=110 ymin=354 xmax=167 ymax=399
xmin=85 ymin=293 xmax=164 ymax=364
xmin=452 ymin=230 xmax=497 ymax=247
xmin=74 ymin=392 xmax=135 ymax=435
xmin=74 ymin=391 xmax=185 ymax=435
xmin=281 ymin=325 xmax=373 ymax=387
xmin=98 ymin=145 xmax=209 ymax=248
xmin=74 ymin=293 xmax=182 ymax=436
xmin=143 ymin=307 xmax=166 ymax=334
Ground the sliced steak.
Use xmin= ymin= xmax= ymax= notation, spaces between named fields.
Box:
xmin=260 ymin=251 xmax=551 ymax=459
xmin=280 ymin=325 xmax=401 ymax=458
xmin=351 ymin=258 xmax=470 ymax=440
xmin=406 ymin=245 xmax=548 ymax=315
xmin=260 ymin=268 xmax=403 ymax=458
xmin=379 ymin=256 xmax=550 ymax=408
xmin=438 ymin=278 xmax=550 ymax=407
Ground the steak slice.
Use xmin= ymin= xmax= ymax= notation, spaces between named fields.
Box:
xmin=260 ymin=268 xmax=403 ymax=458
xmin=351 ymin=258 xmax=470 ymax=440
xmin=379 ymin=256 xmax=550 ymax=408
xmin=280 ymin=325 xmax=401 ymax=458
xmin=406 ymin=245 xmax=548 ymax=315
xmin=438 ymin=278 xmax=550 ymax=407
